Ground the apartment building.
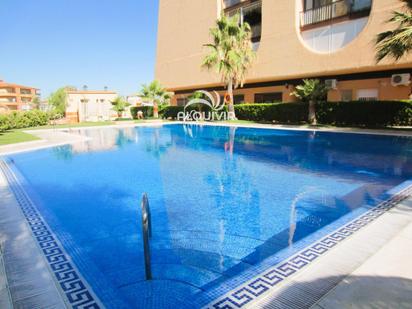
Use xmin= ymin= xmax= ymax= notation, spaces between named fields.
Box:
xmin=155 ymin=0 xmax=412 ymax=105
xmin=65 ymin=89 xmax=118 ymax=123
xmin=0 ymin=80 xmax=40 ymax=112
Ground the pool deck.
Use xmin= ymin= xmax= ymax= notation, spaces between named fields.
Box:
xmin=249 ymin=196 xmax=412 ymax=309
xmin=0 ymin=163 xmax=68 ymax=308
xmin=0 ymin=121 xmax=412 ymax=308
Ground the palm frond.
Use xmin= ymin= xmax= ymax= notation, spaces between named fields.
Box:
xmin=375 ymin=1 xmax=412 ymax=62
xmin=202 ymin=13 xmax=256 ymax=91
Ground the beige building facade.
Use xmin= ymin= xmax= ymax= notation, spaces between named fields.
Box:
xmin=155 ymin=0 xmax=412 ymax=105
xmin=65 ymin=90 xmax=118 ymax=123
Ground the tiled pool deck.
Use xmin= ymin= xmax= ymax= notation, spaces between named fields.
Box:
xmin=0 ymin=122 xmax=412 ymax=308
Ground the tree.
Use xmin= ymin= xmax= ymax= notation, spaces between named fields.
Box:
xmin=292 ymin=79 xmax=328 ymax=125
xmin=111 ymin=96 xmax=131 ymax=118
xmin=31 ymin=96 xmax=40 ymax=109
xmin=202 ymin=13 xmax=255 ymax=120
xmin=139 ymin=80 xmax=172 ymax=118
xmin=48 ymin=86 xmax=76 ymax=115
xmin=375 ymin=0 xmax=412 ymax=62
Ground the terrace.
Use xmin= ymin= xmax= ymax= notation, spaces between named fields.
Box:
xmin=300 ymin=0 xmax=372 ymax=28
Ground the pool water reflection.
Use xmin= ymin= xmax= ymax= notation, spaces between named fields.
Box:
xmin=6 ymin=124 xmax=412 ymax=308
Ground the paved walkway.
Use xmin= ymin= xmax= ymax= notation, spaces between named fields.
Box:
xmin=314 ymin=217 xmax=412 ymax=309
xmin=248 ymin=197 xmax=412 ymax=309
xmin=0 ymin=130 xmax=89 ymax=156
xmin=0 ymin=165 xmax=67 ymax=308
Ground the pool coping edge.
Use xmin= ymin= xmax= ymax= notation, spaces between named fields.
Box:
xmin=203 ymin=182 xmax=412 ymax=309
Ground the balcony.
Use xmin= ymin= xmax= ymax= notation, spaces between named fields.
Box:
xmin=227 ymin=1 xmax=262 ymax=43
xmin=0 ymin=88 xmax=16 ymax=95
xmin=0 ymin=97 xmax=17 ymax=103
xmin=300 ymin=0 xmax=372 ymax=28
xmin=20 ymin=88 xmax=32 ymax=95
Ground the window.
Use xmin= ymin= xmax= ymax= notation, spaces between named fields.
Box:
xmin=304 ymin=0 xmax=333 ymax=10
xmin=224 ymin=0 xmax=241 ymax=8
xmin=234 ymin=95 xmax=245 ymax=104
xmin=177 ymin=98 xmax=188 ymax=106
xmin=254 ymin=92 xmax=283 ymax=103
xmin=20 ymin=88 xmax=31 ymax=95
xmin=357 ymin=89 xmax=378 ymax=101
xmin=242 ymin=2 xmax=262 ymax=43
xmin=220 ymin=94 xmax=245 ymax=104
xmin=340 ymin=89 xmax=353 ymax=102
xmin=227 ymin=1 xmax=261 ymax=43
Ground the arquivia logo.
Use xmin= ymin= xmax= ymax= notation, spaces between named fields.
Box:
xmin=177 ymin=90 xmax=235 ymax=121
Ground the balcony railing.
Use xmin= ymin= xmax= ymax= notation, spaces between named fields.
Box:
xmin=20 ymin=89 xmax=32 ymax=95
xmin=0 ymin=98 xmax=17 ymax=103
xmin=0 ymin=88 xmax=16 ymax=94
xmin=300 ymin=0 xmax=372 ymax=28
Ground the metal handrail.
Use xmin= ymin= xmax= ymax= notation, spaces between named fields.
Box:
xmin=141 ymin=193 xmax=152 ymax=280
xmin=300 ymin=0 xmax=372 ymax=27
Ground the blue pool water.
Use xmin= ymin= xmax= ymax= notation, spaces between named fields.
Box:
xmin=5 ymin=124 xmax=412 ymax=308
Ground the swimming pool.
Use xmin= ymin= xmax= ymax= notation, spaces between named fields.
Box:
xmin=3 ymin=124 xmax=412 ymax=308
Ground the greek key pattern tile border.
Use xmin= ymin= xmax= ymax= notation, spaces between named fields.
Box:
xmin=0 ymin=160 xmax=102 ymax=309
xmin=205 ymin=185 xmax=412 ymax=309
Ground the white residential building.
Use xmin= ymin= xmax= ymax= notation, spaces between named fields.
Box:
xmin=65 ymin=90 xmax=118 ymax=123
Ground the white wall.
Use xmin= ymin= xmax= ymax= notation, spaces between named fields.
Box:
xmin=301 ymin=17 xmax=368 ymax=53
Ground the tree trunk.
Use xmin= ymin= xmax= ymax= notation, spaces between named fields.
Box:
xmin=227 ymin=80 xmax=236 ymax=120
xmin=308 ymin=100 xmax=317 ymax=125
xmin=153 ymin=102 xmax=159 ymax=119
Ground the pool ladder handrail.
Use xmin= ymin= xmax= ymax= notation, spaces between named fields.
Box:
xmin=141 ymin=193 xmax=152 ymax=280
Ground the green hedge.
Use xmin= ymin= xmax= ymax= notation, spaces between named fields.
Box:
xmin=316 ymin=101 xmax=412 ymax=126
xmin=130 ymin=106 xmax=154 ymax=119
xmin=235 ymin=102 xmax=308 ymax=123
xmin=160 ymin=104 xmax=220 ymax=119
xmin=0 ymin=110 xmax=59 ymax=132
xmin=234 ymin=101 xmax=412 ymax=126
xmin=160 ymin=106 xmax=184 ymax=119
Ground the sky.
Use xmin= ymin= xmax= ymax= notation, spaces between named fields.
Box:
xmin=0 ymin=0 xmax=159 ymax=97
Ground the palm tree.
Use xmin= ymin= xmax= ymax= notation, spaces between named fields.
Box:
xmin=202 ymin=14 xmax=255 ymax=120
xmin=375 ymin=0 xmax=412 ymax=62
xmin=111 ymin=96 xmax=130 ymax=118
xmin=293 ymin=79 xmax=328 ymax=125
xmin=139 ymin=80 xmax=172 ymax=118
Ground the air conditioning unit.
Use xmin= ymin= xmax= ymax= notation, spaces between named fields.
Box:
xmin=391 ymin=73 xmax=411 ymax=86
xmin=325 ymin=79 xmax=338 ymax=89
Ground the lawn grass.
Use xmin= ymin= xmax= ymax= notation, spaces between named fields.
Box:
xmin=0 ymin=130 xmax=40 ymax=146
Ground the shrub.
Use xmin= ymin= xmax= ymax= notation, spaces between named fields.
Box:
xmin=316 ymin=101 xmax=412 ymax=127
xmin=234 ymin=101 xmax=412 ymax=126
xmin=159 ymin=104 xmax=229 ymax=120
xmin=0 ymin=114 xmax=13 ymax=132
xmin=130 ymin=106 xmax=154 ymax=119
xmin=0 ymin=110 xmax=55 ymax=132
xmin=235 ymin=102 xmax=308 ymax=123
xmin=160 ymin=106 xmax=184 ymax=119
